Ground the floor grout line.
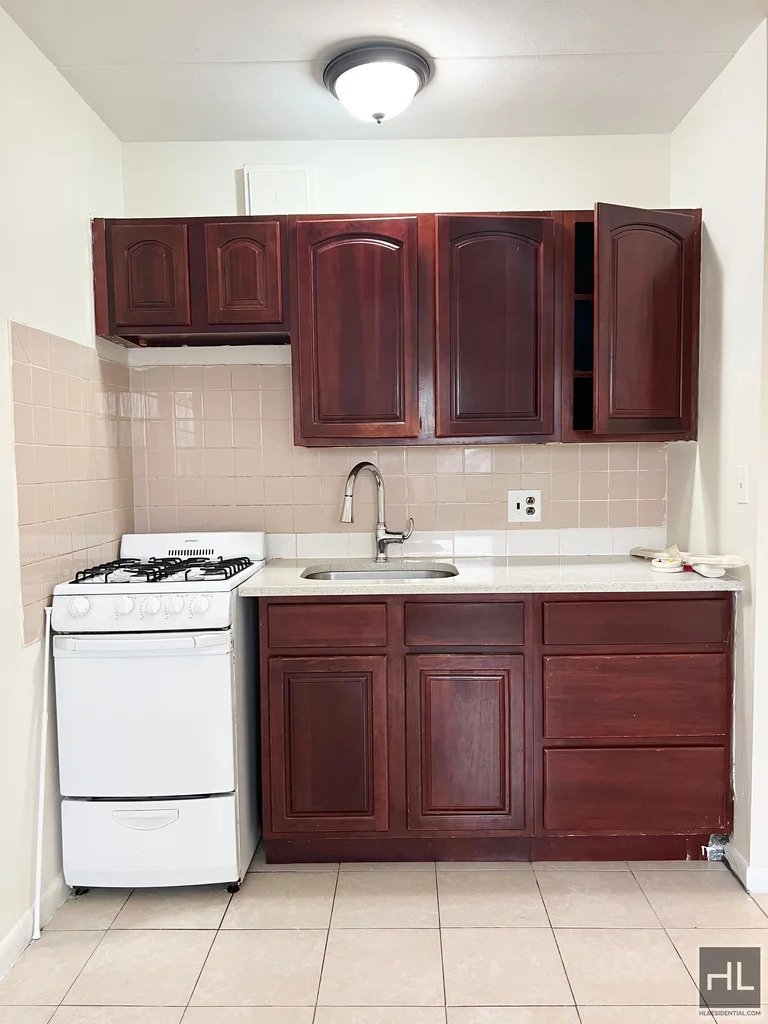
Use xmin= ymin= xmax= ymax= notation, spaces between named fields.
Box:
xmin=531 ymin=868 xmax=581 ymax=1020
xmin=434 ymin=862 xmax=448 ymax=1020
xmin=311 ymin=864 xmax=340 ymax=1023
xmin=178 ymin=886 xmax=234 ymax=1021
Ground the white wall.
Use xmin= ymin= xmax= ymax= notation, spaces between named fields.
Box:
xmin=0 ymin=6 xmax=123 ymax=969
xmin=668 ymin=21 xmax=768 ymax=885
xmin=122 ymin=136 xmax=671 ymax=216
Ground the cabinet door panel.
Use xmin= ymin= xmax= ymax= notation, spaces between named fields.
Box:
xmin=268 ymin=656 xmax=388 ymax=833
xmin=595 ymin=203 xmax=699 ymax=436
xmin=406 ymin=654 xmax=525 ymax=830
xmin=109 ymin=223 xmax=191 ymax=327
xmin=295 ymin=217 xmax=419 ymax=440
xmin=543 ymin=746 xmax=728 ymax=833
xmin=204 ymin=220 xmax=283 ymax=324
xmin=435 ymin=215 xmax=555 ymax=438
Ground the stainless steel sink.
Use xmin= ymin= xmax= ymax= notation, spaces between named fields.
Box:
xmin=301 ymin=560 xmax=459 ymax=581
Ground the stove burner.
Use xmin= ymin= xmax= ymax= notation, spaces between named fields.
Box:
xmin=71 ymin=556 xmax=253 ymax=584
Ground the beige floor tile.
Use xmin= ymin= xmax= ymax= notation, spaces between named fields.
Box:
xmin=578 ymin=1009 xmax=712 ymax=1023
xmin=628 ymin=861 xmax=727 ymax=872
xmin=0 ymin=931 xmax=103 ymax=1005
xmin=183 ymin=1011 xmax=315 ymax=1023
xmin=112 ymin=887 xmax=230 ymax=929
xmin=555 ymin=928 xmax=699 ymax=1005
xmin=438 ymin=870 xmax=548 ymax=927
xmin=331 ymin=871 xmax=438 ymax=928
xmin=318 ymin=929 xmax=443 ymax=1006
xmin=63 ymin=930 xmax=214 ymax=1006
xmin=248 ymin=847 xmax=338 ymax=874
xmin=51 ymin=1010 xmax=184 ymax=1023
xmin=533 ymin=862 xmax=629 ymax=872
xmin=667 ymin=926 xmax=768 ymax=983
xmin=315 ymin=1010 xmax=446 ymax=1024
xmin=437 ymin=862 xmax=533 ymax=873
xmin=537 ymin=871 xmax=660 ymax=928
xmin=0 ymin=1010 xmax=56 ymax=1024
xmin=442 ymin=928 xmax=572 ymax=1006
xmin=47 ymin=891 xmax=131 ymax=931
xmin=752 ymin=894 xmax=768 ymax=916
xmin=634 ymin=870 xmax=768 ymax=928
xmin=222 ymin=872 xmax=336 ymax=929
xmin=190 ymin=930 xmax=325 ymax=1006
xmin=338 ymin=862 xmax=436 ymax=873
xmin=448 ymin=1011 xmax=580 ymax=1023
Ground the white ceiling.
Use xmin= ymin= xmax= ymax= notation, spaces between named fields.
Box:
xmin=4 ymin=0 xmax=767 ymax=141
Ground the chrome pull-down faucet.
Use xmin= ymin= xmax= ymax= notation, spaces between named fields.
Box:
xmin=340 ymin=461 xmax=414 ymax=562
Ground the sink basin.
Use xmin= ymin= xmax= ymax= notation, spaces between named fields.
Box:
xmin=301 ymin=559 xmax=459 ymax=581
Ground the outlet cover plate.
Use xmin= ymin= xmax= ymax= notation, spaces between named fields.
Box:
xmin=508 ymin=489 xmax=542 ymax=523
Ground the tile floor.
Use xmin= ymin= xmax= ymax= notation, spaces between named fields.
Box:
xmin=2 ymin=853 xmax=768 ymax=1023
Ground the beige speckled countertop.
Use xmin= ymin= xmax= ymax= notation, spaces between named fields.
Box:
xmin=238 ymin=556 xmax=742 ymax=598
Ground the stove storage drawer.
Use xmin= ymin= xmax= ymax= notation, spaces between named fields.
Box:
xmin=61 ymin=795 xmax=239 ymax=887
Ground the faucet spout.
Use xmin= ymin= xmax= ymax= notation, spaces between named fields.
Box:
xmin=339 ymin=461 xmax=414 ymax=561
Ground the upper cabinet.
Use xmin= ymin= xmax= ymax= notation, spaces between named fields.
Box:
xmin=292 ymin=217 xmax=420 ymax=442
xmin=435 ymin=215 xmax=556 ymax=440
xmin=563 ymin=203 xmax=700 ymax=442
xmin=93 ymin=217 xmax=290 ymax=344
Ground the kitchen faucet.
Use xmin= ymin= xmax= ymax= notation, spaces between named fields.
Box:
xmin=340 ymin=461 xmax=414 ymax=562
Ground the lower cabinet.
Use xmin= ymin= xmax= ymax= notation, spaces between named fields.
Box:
xmin=259 ymin=593 xmax=733 ymax=859
xmin=406 ymin=654 xmax=525 ymax=830
xmin=266 ymin=655 xmax=389 ymax=833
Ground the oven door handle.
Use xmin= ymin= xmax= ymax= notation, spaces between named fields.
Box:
xmin=53 ymin=632 xmax=232 ymax=655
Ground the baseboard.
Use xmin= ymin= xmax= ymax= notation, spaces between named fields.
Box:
xmin=724 ymin=842 xmax=768 ymax=892
xmin=0 ymin=873 xmax=69 ymax=978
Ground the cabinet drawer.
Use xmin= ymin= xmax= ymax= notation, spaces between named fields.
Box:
xmin=543 ymin=747 xmax=728 ymax=832
xmin=267 ymin=602 xmax=387 ymax=648
xmin=405 ymin=600 xmax=525 ymax=647
xmin=542 ymin=597 xmax=730 ymax=647
xmin=543 ymin=654 xmax=728 ymax=739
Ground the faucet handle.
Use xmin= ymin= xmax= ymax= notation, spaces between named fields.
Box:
xmin=403 ymin=517 xmax=414 ymax=541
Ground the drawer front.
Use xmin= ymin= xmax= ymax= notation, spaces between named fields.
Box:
xmin=405 ymin=600 xmax=525 ymax=647
xmin=267 ymin=602 xmax=387 ymax=648
xmin=543 ymin=747 xmax=728 ymax=833
xmin=543 ymin=654 xmax=729 ymax=739
xmin=543 ymin=597 xmax=730 ymax=647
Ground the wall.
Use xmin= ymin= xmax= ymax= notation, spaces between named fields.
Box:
xmin=0 ymin=7 xmax=123 ymax=971
xmin=129 ymin=354 xmax=667 ymax=557
xmin=668 ymin=21 xmax=768 ymax=886
xmin=121 ymin=136 xmax=671 ymax=217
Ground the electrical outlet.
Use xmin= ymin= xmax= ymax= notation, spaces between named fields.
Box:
xmin=508 ymin=489 xmax=541 ymax=523
xmin=736 ymin=464 xmax=749 ymax=505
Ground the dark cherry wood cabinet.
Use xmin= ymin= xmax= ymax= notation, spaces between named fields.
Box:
xmin=435 ymin=215 xmax=556 ymax=439
xmin=93 ymin=216 xmax=290 ymax=343
xmin=266 ymin=655 xmax=388 ymax=833
xmin=257 ymin=591 xmax=733 ymax=863
xmin=406 ymin=654 xmax=525 ymax=830
xmin=292 ymin=216 xmax=420 ymax=442
xmin=562 ymin=203 xmax=701 ymax=441
xmin=108 ymin=222 xmax=191 ymax=328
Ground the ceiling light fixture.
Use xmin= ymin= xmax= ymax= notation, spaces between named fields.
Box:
xmin=323 ymin=44 xmax=432 ymax=125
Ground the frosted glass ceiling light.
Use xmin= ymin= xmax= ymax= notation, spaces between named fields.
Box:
xmin=324 ymin=44 xmax=432 ymax=124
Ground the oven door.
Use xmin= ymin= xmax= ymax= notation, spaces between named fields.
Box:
xmin=53 ymin=631 xmax=235 ymax=798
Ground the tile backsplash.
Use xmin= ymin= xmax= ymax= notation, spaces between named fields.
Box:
xmin=10 ymin=324 xmax=134 ymax=644
xmin=129 ymin=362 xmax=667 ymax=538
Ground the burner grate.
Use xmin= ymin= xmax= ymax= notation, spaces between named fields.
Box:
xmin=70 ymin=555 xmax=253 ymax=584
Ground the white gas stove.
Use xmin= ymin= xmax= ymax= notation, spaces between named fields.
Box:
xmin=51 ymin=532 xmax=264 ymax=891
xmin=52 ymin=531 xmax=266 ymax=632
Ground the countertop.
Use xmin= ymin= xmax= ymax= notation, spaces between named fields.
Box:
xmin=238 ymin=556 xmax=742 ymax=598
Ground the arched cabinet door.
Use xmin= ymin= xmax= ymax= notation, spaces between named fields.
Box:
xmin=109 ymin=223 xmax=191 ymax=327
xmin=435 ymin=215 xmax=556 ymax=439
xmin=204 ymin=220 xmax=283 ymax=324
xmin=293 ymin=217 xmax=419 ymax=441
xmin=595 ymin=203 xmax=699 ymax=437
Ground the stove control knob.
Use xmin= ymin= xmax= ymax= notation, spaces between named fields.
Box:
xmin=115 ymin=596 xmax=135 ymax=616
xmin=164 ymin=595 xmax=185 ymax=616
xmin=189 ymin=595 xmax=211 ymax=617
xmin=67 ymin=596 xmax=91 ymax=618
xmin=142 ymin=596 xmax=161 ymax=617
